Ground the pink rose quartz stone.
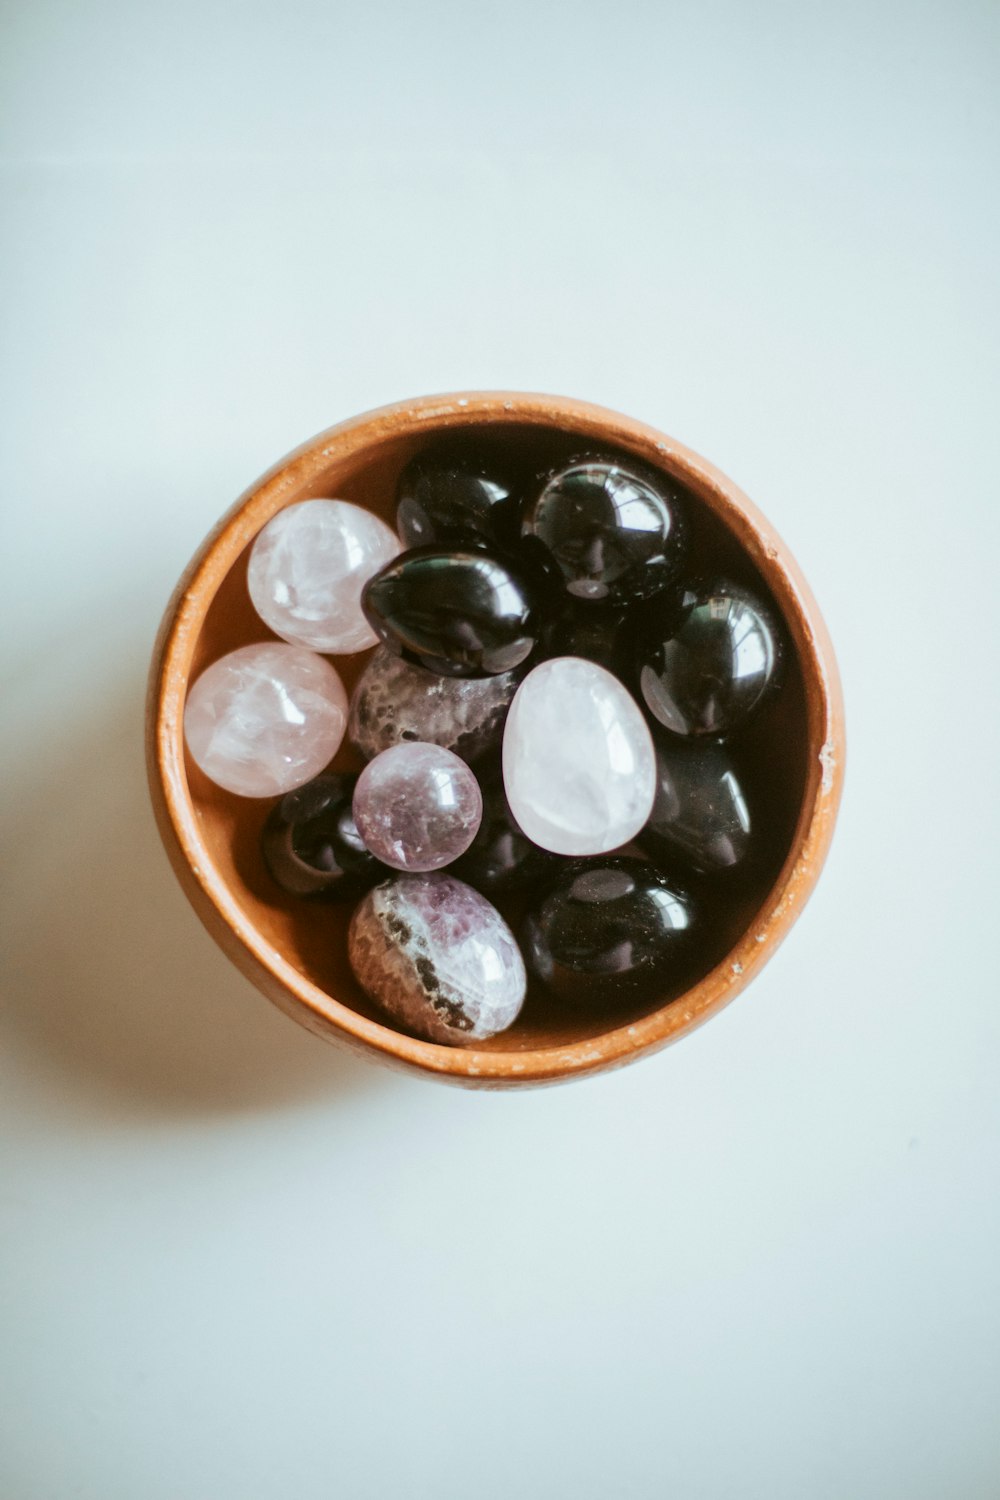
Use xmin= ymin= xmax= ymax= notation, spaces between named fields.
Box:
xmin=183 ymin=642 xmax=348 ymax=797
xmin=247 ymin=499 xmax=401 ymax=654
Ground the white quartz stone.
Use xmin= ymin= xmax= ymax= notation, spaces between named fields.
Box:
xmin=183 ymin=642 xmax=348 ymax=797
xmin=502 ymin=656 xmax=656 ymax=856
xmin=247 ymin=499 xmax=401 ymax=654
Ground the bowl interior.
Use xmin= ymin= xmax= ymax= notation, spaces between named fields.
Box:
xmin=180 ymin=414 xmax=811 ymax=1054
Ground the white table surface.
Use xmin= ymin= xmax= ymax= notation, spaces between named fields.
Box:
xmin=3 ymin=3 xmax=999 ymax=1496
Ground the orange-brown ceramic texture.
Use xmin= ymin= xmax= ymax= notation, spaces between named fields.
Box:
xmin=146 ymin=393 xmax=845 ymax=1087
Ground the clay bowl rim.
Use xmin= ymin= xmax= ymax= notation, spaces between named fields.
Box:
xmin=146 ymin=391 xmax=845 ymax=1089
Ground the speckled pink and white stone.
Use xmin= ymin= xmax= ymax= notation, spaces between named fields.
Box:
xmin=247 ymin=499 xmax=401 ymax=654
xmin=352 ymin=742 xmax=482 ymax=872
xmin=347 ymin=646 xmax=518 ymax=763
xmin=348 ymin=873 xmax=526 ymax=1044
xmin=183 ymin=642 xmax=348 ymax=797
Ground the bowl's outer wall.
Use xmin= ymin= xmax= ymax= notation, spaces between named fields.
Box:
xmin=146 ymin=392 xmax=845 ymax=1088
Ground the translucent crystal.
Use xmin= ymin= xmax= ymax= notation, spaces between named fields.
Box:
xmin=183 ymin=642 xmax=348 ymax=797
xmin=348 ymin=873 xmax=526 ymax=1044
xmin=247 ymin=499 xmax=401 ymax=654
xmin=352 ymin=743 xmax=483 ymax=872
xmin=502 ymin=656 xmax=656 ymax=856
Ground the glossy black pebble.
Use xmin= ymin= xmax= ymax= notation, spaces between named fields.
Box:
xmin=452 ymin=762 xmax=562 ymax=896
xmin=638 ymin=741 xmax=752 ymax=876
xmin=639 ymin=578 xmax=782 ymax=738
xmin=261 ymin=774 xmax=386 ymax=899
xmin=396 ymin=445 xmax=520 ymax=550
xmin=521 ymin=857 xmax=693 ymax=1006
xmin=522 ymin=457 xmax=685 ymax=604
xmin=362 ymin=546 xmax=539 ymax=678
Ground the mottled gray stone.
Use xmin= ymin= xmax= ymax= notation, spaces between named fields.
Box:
xmin=348 ymin=873 xmax=526 ymax=1044
xmin=347 ymin=646 xmax=518 ymax=763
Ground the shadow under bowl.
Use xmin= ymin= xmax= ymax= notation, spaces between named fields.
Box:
xmin=146 ymin=392 xmax=844 ymax=1088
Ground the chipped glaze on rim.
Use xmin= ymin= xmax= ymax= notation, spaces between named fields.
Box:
xmin=146 ymin=392 xmax=845 ymax=1088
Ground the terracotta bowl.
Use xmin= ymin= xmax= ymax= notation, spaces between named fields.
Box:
xmin=146 ymin=392 xmax=844 ymax=1088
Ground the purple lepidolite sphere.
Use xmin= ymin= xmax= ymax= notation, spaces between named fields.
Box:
xmin=348 ymin=873 xmax=526 ymax=1043
xmin=352 ymin=743 xmax=483 ymax=872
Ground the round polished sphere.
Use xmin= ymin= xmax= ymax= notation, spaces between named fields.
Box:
xmin=352 ymin=742 xmax=483 ymax=872
xmin=522 ymin=457 xmax=685 ymax=603
xmin=396 ymin=445 xmax=519 ymax=549
xmin=638 ymin=578 xmax=782 ymax=738
xmin=183 ymin=642 xmax=348 ymax=797
xmin=521 ymin=857 xmax=693 ymax=1006
xmin=362 ymin=546 xmax=538 ymax=677
xmin=261 ymin=773 xmax=386 ymax=899
xmin=638 ymin=741 xmax=752 ymax=875
xmin=247 ymin=498 xmax=401 ymax=654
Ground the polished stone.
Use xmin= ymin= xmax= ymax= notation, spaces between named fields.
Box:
xmin=452 ymin=760 xmax=561 ymax=895
xmin=348 ymin=873 xmax=526 ymax=1044
xmin=247 ymin=498 xmax=401 ymax=654
xmin=502 ymin=657 xmax=656 ymax=856
xmin=638 ymin=741 xmax=752 ymax=875
xmin=352 ymin=742 xmax=483 ymax=872
xmin=638 ymin=578 xmax=782 ymax=738
xmin=347 ymin=646 xmax=518 ymax=764
xmin=260 ymin=773 xmax=386 ymax=899
xmin=183 ymin=642 xmax=347 ymax=797
xmin=522 ymin=457 xmax=685 ymax=603
xmin=361 ymin=546 xmax=538 ymax=677
xmin=396 ymin=444 xmax=519 ymax=549
xmin=521 ymin=856 xmax=693 ymax=1006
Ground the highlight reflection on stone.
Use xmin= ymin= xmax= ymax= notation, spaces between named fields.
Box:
xmin=638 ymin=741 xmax=752 ymax=876
xmin=348 ymin=646 xmax=518 ymax=764
xmin=522 ymin=457 xmax=686 ymax=603
xmin=639 ymin=578 xmax=782 ymax=738
xmin=261 ymin=773 xmax=386 ymax=899
xmin=361 ymin=546 xmax=538 ymax=677
xmin=348 ymin=873 xmax=526 ymax=1044
xmin=522 ymin=856 xmax=693 ymax=1006
xmin=396 ymin=445 xmax=519 ymax=550
xmin=502 ymin=657 xmax=656 ymax=856
xmin=247 ymin=499 xmax=401 ymax=654
xmin=183 ymin=642 xmax=347 ymax=797
xmin=352 ymin=742 xmax=483 ymax=872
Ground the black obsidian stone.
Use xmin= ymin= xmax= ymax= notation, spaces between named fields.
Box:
xmin=521 ymin=857 xmax=693 ymax=1006
xmin=396 ymin=445 xmax=520 ymax=550
xmin=638 ymin=578 xmax=782 ymax=738
xmin=261 ymin=774 xmax=385 ymax=900
xmin=538 ymin=598 xmax=633 ymax=678
xmin=521 ymin=456 xmax=686 ymax=604
xmin=452 ymin=762 xmax=562 ymax=896
xmin=361 ymin=547 xmax=540 ymax=678
xmin=638 ymin=741 xmax=752 ymax=876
